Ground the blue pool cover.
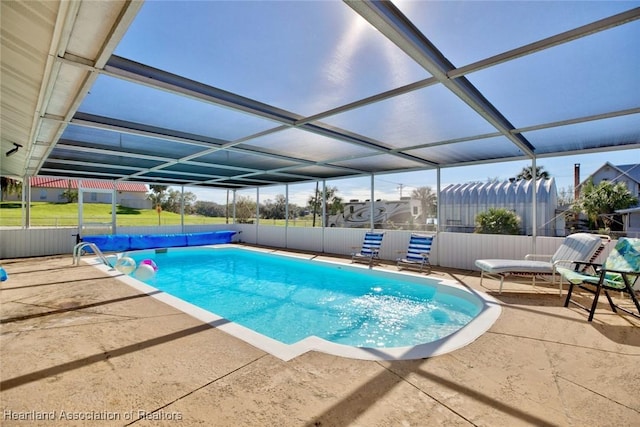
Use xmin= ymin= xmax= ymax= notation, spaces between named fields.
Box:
xmin=82 ymin=231 xmax=237 ymax=252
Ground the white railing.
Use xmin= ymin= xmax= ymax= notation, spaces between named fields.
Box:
xmin=72 ymin=242 xmax=112 ymax=267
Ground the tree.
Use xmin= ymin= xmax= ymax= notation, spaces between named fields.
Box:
xmin=516 ymin=166 xmax=550 ymax=180
xmin=261 ymin=194 xmax=289 ymax=220
xmin=235 ymin=195 xmax=257 ymax=223
xmin=574 ymin=180 xmax=638 ymax=231
xmin=163 ymin=189 xmax=197 ymax=214
xmin=475 ymin=208 xmax=521 ymax=235
xmin=61 ymin=188 xmax=78 ymax=203
xmin=0 ymin=177 xmax=22 ymax=201
xmin=557 ymin=186 xmax=575 ymax=206
xmin=147 ymin=185 xmax=168 ymax=225
xmin=62 ymin=179 xmax=77 ymax=203
xmin=181 ymin=191 xmax=197 ymax=214
xmin=411 ymin=186 xmax=437 ymax=222
xmin=193 ymin=201 xmax=226 ymax=217
xmin=163 ymin=189 xmax=181 ymax=213
xmin=307 ymin=186 xmax=343 ymax=227
xmin=147 ymin=185 xmax=168 ymax=209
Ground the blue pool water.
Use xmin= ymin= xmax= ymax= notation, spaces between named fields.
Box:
xmin=126 ymin=247 xmax=482 ymax=348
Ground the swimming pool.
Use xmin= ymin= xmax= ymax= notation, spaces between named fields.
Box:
xmin=95 ymin=246 xmax=501 ymax=361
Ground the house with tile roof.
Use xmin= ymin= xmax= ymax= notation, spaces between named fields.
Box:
xmin=579 ymin=163 xmax=640 ymax=236
xmin=5 ymin=177 xmax=151 ymax=209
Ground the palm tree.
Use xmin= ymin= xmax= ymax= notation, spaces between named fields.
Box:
xmin=575 ymin=180 xmax=638 ymax=230
xmin=411 ymin=186 xmax=437 ymax=222
xmin=516 ymin=166 xmax=550 ymax=180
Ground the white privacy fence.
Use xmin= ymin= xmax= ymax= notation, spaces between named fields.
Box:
xmin=0 ymin=224 xmax=613 ymax=271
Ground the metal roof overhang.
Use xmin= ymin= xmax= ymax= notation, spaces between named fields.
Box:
xmin=2 ymin=1 xmax=639 ymax=190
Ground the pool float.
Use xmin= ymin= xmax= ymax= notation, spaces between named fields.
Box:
xmin=114 ymin=257 xmax=136 ymax=275
xmin=140 ymin=259 xmax=158 ymax=271
xmin=134 ymin=263 xmax=156 ymax=280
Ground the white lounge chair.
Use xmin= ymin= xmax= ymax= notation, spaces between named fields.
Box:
xmin=475 ymin=233 xmax=609 ymax=296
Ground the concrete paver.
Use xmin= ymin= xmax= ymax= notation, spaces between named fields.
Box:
xmin=1 ymin=251 xmax=638 ymax=426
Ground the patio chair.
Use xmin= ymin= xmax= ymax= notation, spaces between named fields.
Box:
xmin=560 ymin=237 xmax=640 ymax=322
xmin=351 ymin=231 xmax=384 ymax=267
xmin=397 ymin=234 xmax=434 ymax=273
xmin=475 ymin=233 xmax=609 ymax=296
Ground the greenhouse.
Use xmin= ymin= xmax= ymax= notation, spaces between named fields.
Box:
xmin=440 ymin=178 xmax=559 ymax=236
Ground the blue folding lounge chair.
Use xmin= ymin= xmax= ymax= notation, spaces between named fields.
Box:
xmin=560 ymin=237 xmax=640 ymax=322
xmin=475 ymin=233 xmax=609 ymax=296
xmin=351 ymin=232 xmax=384 ymax=267
xmin=397 ymin=234 xmax=434 ymax=273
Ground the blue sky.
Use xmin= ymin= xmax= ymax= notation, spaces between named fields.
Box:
xmin=110 ymin=1 xmax=639 ymax=207
xmin=179 ymin=148 xmax=640 ymax=207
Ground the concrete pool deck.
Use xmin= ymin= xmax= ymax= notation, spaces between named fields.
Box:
xmin=1 ymin=247 xmax=639 ymax=426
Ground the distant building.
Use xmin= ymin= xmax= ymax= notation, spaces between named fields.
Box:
xmin=4 ymin=177 xmax=151 ymax=209
xmin=579 ymin=162 xmax=640 ymax=200
xmin=327 ymin=179 xmax=561 ymax=235
xmin=439 ymin=178 xmax=560 ymax=236
xmin=327 ymin=198 xmax=426 ymax=229
xmin=578 ymin=163 xmax=640 ymax=237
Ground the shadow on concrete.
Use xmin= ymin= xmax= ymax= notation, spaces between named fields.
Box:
xmin=0 ymin=319 xmax=229 ymax=391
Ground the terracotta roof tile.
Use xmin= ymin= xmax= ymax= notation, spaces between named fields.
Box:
xmin=29 ymin=177 xmax=148 ymax=193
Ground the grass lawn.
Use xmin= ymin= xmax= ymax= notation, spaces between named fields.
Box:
xmin=0 ymin=202 xmax=228 ymax=227
xmin=0 ymin=202 xmax=318 ymax=227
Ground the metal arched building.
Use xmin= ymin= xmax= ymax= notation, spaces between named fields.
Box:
xmin=440 ymin=179 xmax=560 ymax=236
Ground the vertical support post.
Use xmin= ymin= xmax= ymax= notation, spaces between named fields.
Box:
xmin=321 ymin=181 xmax=326 ymax=228
xmin=232 ymin=190 xmax=237 ymax=223
xmin=23 ymin=176 xmax=31 ymax=229
xmin=225 ymin=189 xmax=230 ymax=224
xmin=322 ymin=180 xmax=326 ymax=253
xmin=435 ymin=167 xmax=441 ymax=266
xmin=256 ymin=188 xmax=260 ymax=244
xmin=111 ymin=181 xmax=117 ymax=234
xmin=573 ymin=163 xmax=580 ymax=201
xmin=256 ymin=188 xmax=260 ymax=225
xmin=531 ymin=158 xmax=538 ymax=254
xmin=78 ymin=179 xmax=84 ymax=237
xmin=370 ymin=174 xmax=375 ymax=230
xmin=285 ymin=184 xmax=289 ymax=248
xmin=436 ymin=168 xmax=441 ymax=234
xmin=180 ymin=185 xmax=185 ymax=233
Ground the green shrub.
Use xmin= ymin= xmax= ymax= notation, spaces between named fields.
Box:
xmin=475 ymin=208 xmax=521 ymax=235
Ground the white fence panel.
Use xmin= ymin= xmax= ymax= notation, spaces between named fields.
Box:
xmin=254 ymin=225 xmax=286 ymax=248
xmin=235 ymin=224 xmax=256 ymax=244
xmin=285 ymin=227 xmax=324 ymax=252
xmin=436 ymin=233 xmax=529 ymax=270
xmin=0 ymin=225 xmax=609 ymax=273
xmin=183 ymin=224 xmax=237 ymax=234
xmin=322 ymin=228 xmax=370 ymax=256
xmin=0 ymin=228 xmax=76 ymax=258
